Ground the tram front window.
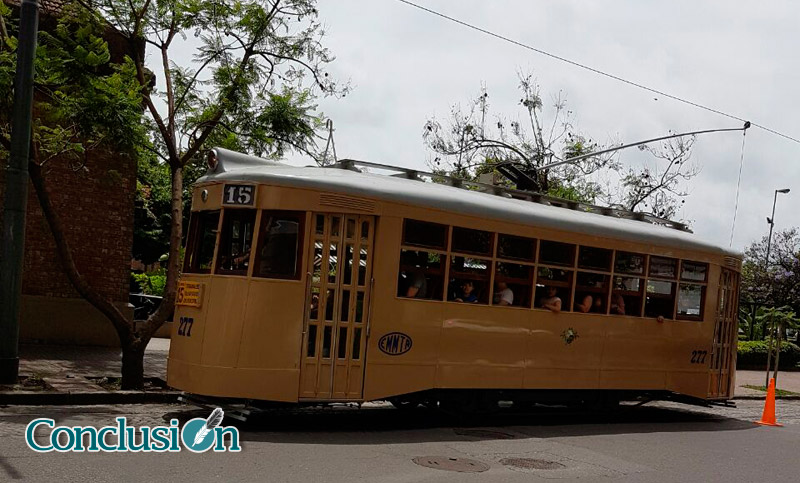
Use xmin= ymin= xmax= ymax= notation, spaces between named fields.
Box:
xmin=184 ymin=210 xmax=220 ymax=273
xmin=216 ymin=209 xmax=256 ymax=275
xmin=254 ymin=211 xmax=304 ymax=279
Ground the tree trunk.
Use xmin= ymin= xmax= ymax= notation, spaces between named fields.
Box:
xmin=121 ymin=341 xmax=146 ymax=390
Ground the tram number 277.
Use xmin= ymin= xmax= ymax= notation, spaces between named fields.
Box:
xmin=690 ymin=350 xmax=708 ymax=364
xmin=178 ymin=317 xmax=194 ymax=337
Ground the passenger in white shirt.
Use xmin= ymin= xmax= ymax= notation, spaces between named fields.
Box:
xmin=493 ymin=281 xmax=514 ymax=306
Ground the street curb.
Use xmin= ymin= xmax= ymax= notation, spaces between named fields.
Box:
xmin=733 ymin=395 xmax=800 ymax=401
xmin=0 ymin=390 xmax=182 ymax=406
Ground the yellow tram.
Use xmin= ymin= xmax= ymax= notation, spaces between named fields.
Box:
xmin=167 ymin=148 xmax=740 ymax=409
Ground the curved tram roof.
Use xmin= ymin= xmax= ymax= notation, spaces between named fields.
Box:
xmin=200 ymin=148 xmax=740 ymax=258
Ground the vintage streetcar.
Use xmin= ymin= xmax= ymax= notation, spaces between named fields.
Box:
xmin=167 ymin=148 xmax=740 ymax=413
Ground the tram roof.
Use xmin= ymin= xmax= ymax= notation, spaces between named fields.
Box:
xmin=201 ymin=148 xmax=740 ymax=258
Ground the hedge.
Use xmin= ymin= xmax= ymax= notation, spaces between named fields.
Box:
xmin=736 ymin=340 xmax=800 ymax=370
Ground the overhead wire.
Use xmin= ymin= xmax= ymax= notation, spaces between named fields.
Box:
xmin=395 ymin=0 xmax=800 ymax=145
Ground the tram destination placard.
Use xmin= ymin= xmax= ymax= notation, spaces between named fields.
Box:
xmin=222 ymin=184 xmax=256 ymax=206
xmin=176 ymin=281 xmax=203 ymax=307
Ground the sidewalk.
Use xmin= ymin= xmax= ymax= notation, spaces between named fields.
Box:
xmin=735 ymin=370 xmax=800 ymax=397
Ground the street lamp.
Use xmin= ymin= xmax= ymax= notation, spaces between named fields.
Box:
xmin=764 ymin=188 xmax=790 ymax=387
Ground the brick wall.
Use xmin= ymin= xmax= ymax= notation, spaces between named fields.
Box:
xmin=0 ymin=148 xmax=136 ymax=304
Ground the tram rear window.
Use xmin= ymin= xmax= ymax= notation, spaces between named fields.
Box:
xmin=184 ymin=210 xmax=220 ymax=274
xmin=254 ymin=211 xmax=304 ymax=280
xmin=216 ymin=209 xmax=256 ymax=276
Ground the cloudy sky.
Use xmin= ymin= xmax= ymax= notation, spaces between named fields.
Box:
xmin=287 ymin=0 xmax=799 ymax=251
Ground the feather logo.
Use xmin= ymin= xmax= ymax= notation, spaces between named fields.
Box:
xmin=192 ymin=408 xmax=224 ymax=447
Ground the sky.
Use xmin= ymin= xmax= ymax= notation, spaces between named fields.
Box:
xmin=167 ymin=0 xmax=800 ymax=252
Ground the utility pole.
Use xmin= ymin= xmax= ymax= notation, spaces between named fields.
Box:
xmin=0 ymin=0 xmax=39 ymax=384
xmin=763 ymin=188 xmax=790 ymax=388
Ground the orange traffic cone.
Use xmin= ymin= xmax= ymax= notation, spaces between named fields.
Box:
xmin=755 ymin=377 xmax=782 ymax=427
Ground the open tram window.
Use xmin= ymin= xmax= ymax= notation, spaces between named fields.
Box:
xmin=215 ymin=209 xmax=256 ymax=275
xmin=649 ymin=256 xmax=678 ymax=279
xmin=448 ymin=256 xmax=491 ymax=304
xmin=493 ymin=262 xmax=533 ymax=308
xmin=402 ymin=219 xmax=448 ymax=250
xmin=452 ymin=227 xmax=493 ymax=256
xmin=614 ymin=251 xmax=646 ymax=275
xmin=497 ymin=234 xmax=536 ymax=262
xmin=253 ymin=211 xmax=305 ymax=280
xmin=538 ymin=240 xmax=576 ymax=267
xmin=578 ymin=246 xmax=612 ymax=272
xmin=535 ymin=267 xmax=573 ymax=312
xmin=575 ymin=272 xmax=609 ymax=314
xmin=645 ymin=279 xmax=676 ymax=319
xmin=397 ymin=249 xmax=446 ymax=300
xmin=611 ymin=276 xmax=643 ymax=316
xmin=677 ymin=283 xmax=705 ymax=320
xmin=183 ymin=210 xmax=220 ymax=274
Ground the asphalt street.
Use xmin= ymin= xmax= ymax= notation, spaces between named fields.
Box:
xmin=1 ymin=400 xmax=799 ymax=482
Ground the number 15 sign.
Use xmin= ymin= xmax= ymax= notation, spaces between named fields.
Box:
xmin=222 ymin=184 xmax=256 ymax=206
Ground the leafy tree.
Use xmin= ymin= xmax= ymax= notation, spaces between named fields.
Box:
xmin=424 ymin=73 xmax=699 ymax=219
xmin=2 ymin=0 xmax=342 ymax=388
xmin=742 ymin=228 xmax=800 ymax=312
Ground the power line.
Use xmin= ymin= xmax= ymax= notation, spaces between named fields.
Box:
xmin=395 ymin=0 xmax=800 ymax=145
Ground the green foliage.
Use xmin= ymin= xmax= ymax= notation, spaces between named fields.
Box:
xmin=737 ymin=340 xmax=800 ymax=370
xmin=131 ymin=269 xmax=167 ymax=296
xmin=741 ymin=228 xmax=800 ymax=312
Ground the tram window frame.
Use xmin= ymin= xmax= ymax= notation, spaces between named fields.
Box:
xmin=492 ymin=261 xmax=534 ymax=308
xmin=215 ymin=208 xmax=257 ymax=276
xmin=253 ymin=210 xmax=305 ymax=280
xmin=397 ymin=249 xmax=447 ymax=301
xmin=497 ymin=234 xmax=537 ymax=262
xmin=448 ymin=256 xmax=492 ymax=305
xmin=538 ymin=240 xmax=576 ymax=267
xmin=676 ymin=260 xmax=708 ymax=320
xmin=402 ymin=219 xmax=448 ymax=250
xmin=451 ymin=226 xmax=494 ymax=256
xmin=183 ymin=210 xmax=221 ymax=274
xmin=611 ymin=275 xmax=644 ymax=317
xmin=645 ymin=278 xmax=676 ymax=319
xmin=575 ymin=271 xmax=610 ymax=314
xmin=614 ymin=251 xmax=646 ymax=275
xmin=578 ymin=246 xmax=613 ymax=272
xmin=534 ymin=266 xmax=574 ymax=312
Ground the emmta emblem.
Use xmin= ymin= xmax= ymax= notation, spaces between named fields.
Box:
xmin=378 ymin=332 xmax=413 ymax=355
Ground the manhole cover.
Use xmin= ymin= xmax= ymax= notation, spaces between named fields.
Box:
xmin=412 ymin=456 xmax=490 ymax=473
xmin=453 ymin=428 xmax=517 ymax=439
xmin=500 ymin=458 xmax=565 ymax=470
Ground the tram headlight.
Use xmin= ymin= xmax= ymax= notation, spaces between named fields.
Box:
xmin=206 ymin=150 xmax=219 ymax=171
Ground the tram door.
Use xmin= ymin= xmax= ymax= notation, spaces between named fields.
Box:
xmin=300 ymin=213 xmax=375 ymax=400
xmin=709 ymin=268 xmax=739 ymax=398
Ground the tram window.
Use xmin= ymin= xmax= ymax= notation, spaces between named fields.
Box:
xmin=578 ymin=246 xmax=612 ymax=272
xmin=681 ymin=261 xmax=708 ymax=282
xmin=575 ymin=272 xmax=609 ymax=313
xmin=451 ymin=227 xmax=493 ymax=256
xmin=614 ymin=251 xmax=646 ymax=275
xmin=645 ymin=279 xmax=675 ymax=319
xmin=497 ymin=234 xmax=536 ymax=262
xmin=538 ymin=241 xmax=576 ymax=267
xmin=449 ymin=256 xmax=491 ymax=304
xmin=677 ymin=283 xmax=705 ymax=319
xmin=215 ymin=209 xmax=256 ymax=275
xmin=322 ymin=326 xmax=332 ymax=358
xmin=611 ymin=276 xmax=643 ymax=316
xmin=309 ymin=287 xmax=320 ymax=320
xmin=253 ymin=211 xmax=304 ymax=280
xmin=398 ymin=249 xmax=446 ymax=300
xmin=535 ymin=267 xmax=573 ymax=311
xmin=402 ymin=219 xmax=448 ymax=250
xmin=649 ymin=256 xmax=678 ymax=279
xmin=352 ymin=328 xmax=362 ymax=360
xmin=493 ymin=262 xmax=533 ymax=308
xmin=337 ymin=327 xmax=348 ymax=359
xmin=306 ymin=325 xmax=317 ymax=357
xmin=184 ymin=210 xmax=220 ymax=274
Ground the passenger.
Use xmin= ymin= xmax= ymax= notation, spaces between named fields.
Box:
xmin=493 ymin=281 xmax=514 ymax=306
xmin=610 ymin=292 xmax=626 ymax=315
xmin=400 ymin=251 xmax=428 ymax=298
xmin=575 ymin=293 xmax=593 ymax=313
xmin=454 ymin=281 xmax=479 ymax=303
xmin=539 ymin=286 xmax=562 ymax=313
xmin=592 ymin=296 xmax=604 ymax=313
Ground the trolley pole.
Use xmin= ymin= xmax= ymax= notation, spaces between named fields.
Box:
xmin=0 ymin=0 xmax=39 ymax=384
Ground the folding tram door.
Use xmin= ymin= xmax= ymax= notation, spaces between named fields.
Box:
xmin=709 ymin=268 xmax=739 ymax=398
xmin=300 ymin=213 xmax=375 ymax=400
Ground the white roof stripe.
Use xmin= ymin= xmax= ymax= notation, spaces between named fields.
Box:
xmin=201 ymin=148 xmax=740 ymax=257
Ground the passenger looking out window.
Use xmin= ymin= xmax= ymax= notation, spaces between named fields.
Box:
xmin=399 ymin=250 xmax=428 ymax=298
xmin=539 ymin=286 xmax=562 ymax=313
xmin=610 ymin=292 xmax=626 ymax=315
xmin=493 ymin=281 xmax=514 ymax=306
xmin=453 ymin=280 xmax=478 ymax=303
xmin=575 ymin=294 xmax=593 ymax=313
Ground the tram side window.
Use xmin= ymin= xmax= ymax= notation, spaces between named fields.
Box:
xmin=402 ymin=219 xmax=448 ymax=249
xmin=677 ymin=260 xmax=708 ymax=320
xmin=493 ymin=262 xmax=533 ymax=308
xmin=611 ymin=276 xmax=643 ymax=316
xmin=215 ymin=209 xmax=256 ymax=276
xmin=575 ymin=272 xmax=609 ymax=314
xmin=535 ymin=267 xmax=573 ymax=312
xmin=538 ymin=241 xmax=576 ymax=267
xmin=184 ymin=210 xmax=220 ymax=274
xmin=397 ymin=249 xmax=447 ymax=300
xmin=448 ymin=256 xmax=491 ymax=304
xmin=645 ymin=280 xmax=676 ymax=319
xmin=253 ymin=211 xmax=304 ymax=280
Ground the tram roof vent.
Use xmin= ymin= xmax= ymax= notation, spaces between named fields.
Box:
xmin=331 ymin=159 xmax=693 ymax=233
